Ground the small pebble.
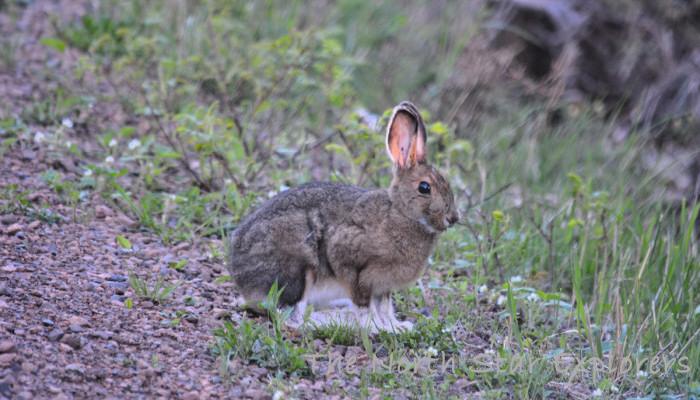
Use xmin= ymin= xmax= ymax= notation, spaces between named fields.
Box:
xmin=5 ymin=223 xmax=22 ymax=235
xmin=182 ymin=391 xmax=199 ymax=400
xmin=48 ymin=328 xmax=64 ymax=342
xmin=111 ymin=294 xmax=126 ymax=303
xmin=106 ymin=274 xmax=128 ymax=282
xmin=42 ymin=318 xmax=55 ymax=327
xmin=61 ymin=335 xmax=84 ymax=350
xmin=90 ymin=330 xmax=113 ymax=340
xmin=0 ymin=353 xmax=16 ymax=367
xmin=48 ymin=243 xmax=58 ymax=256
xmin=68 ymin=316 xmax=90 ymax=327
xmin=0 ymin=215 xmax=18 ymax=225
xmin=107 ymin=281 xmax=128 ymax=294
xmin=0 ymin=340 xmax=15 ymax=353
xmin=65 ymin=363 xmax=85 ymax=375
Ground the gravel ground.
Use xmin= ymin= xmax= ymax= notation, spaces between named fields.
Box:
xmin=0 ymin=150 xmax=277 ymax=399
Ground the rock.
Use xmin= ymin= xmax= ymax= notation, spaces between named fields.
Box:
xmin=0 ymin=284 xmax=12 ymax=297
xmin=1 ymin=265 xmax=18 ymax=273
xmin=65 ymin=363 xmax=85 ymax=375
xmin=41 ymin=318 xmax=54 ymax=327
xmin=107 ymin=281 xmax=128 ymax=294
xmin=15 ymin=231 xmax=26 ymax=240
xmin=68 ymin=316 xmax=90 ymax=327
xmin=69 ymin=324 xmax=84 ymax=333
xmin=185 ymin=314 xmax=199 ymax=324
xmin=0 ymin=340 xmax=15 ymax=353
xmin=47 ymin=384 xmax=62 ymax=394
xmin=61 ymin=335 xmax=84 ymax=350
xmin=243 ymin=388 xmax=268 ymax=399
xmin=182 ymin=391 xmax=199 ymax=400
xmin=111 ymin=294 xmax=126 ymax=303
xmin=48 ymin=328 xmax=64 ymax=342
xmin=0 ymin=215 xmax=17 ymax=225
xmin=59 ymin=343 xmax=73 ymax=352
xmin=142 ymin=247 xmax=162 ymax=258
xmin=5 ymin=223 xmax=23 ymax=235
xmin=213 ymin=308 xmax=230 ymax=319
xmin=0 ymin=353 xmax=16 ymax=367
xmin=90 ymin=330 xmax=114 ymax=340
xmin=106 ymin=274 xmax=128 ymax=282
xmin=21 ymin=361 xmax=34 ymax=373
xmin=27 ymin=220 xmax=41 ymax=230
xmin=95 ymin=205 xmax=113 ymax=219
xmin=48 ymin=243 xmax=58 ymax=256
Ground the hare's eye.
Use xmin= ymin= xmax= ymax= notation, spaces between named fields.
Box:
xmin=418 ymin=181 xmax=431 ymax=195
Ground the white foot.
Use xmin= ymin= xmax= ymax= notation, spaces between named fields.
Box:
xmin=369 ymin=294 xmax=413 ymax=333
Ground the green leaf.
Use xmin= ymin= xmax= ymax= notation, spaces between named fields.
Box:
xmin=169 ymin=259 xmax=188 ymax=271
xmin=116 ymin=234 xmax=132 ymax=249
xmin=40 ymin=37 xmax=67 ymax=53
xmin=124 ymin=297 xmax=133 ymax=309
xmin=214 ymin=274 xmax=232 ymax=284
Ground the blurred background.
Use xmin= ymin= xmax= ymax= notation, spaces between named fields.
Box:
xmin=1 ymin=0 xmax=699 ymax=397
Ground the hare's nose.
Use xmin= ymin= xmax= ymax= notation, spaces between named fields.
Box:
xmin=447 ymin=211 xmax=460 ymax=226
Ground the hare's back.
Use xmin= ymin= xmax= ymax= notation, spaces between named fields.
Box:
xmin=230 ymin=182 xmax=369 ymax=250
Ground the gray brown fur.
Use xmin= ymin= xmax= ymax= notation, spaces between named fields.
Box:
xmin=227 ymin=101 xmax=459 ymax=313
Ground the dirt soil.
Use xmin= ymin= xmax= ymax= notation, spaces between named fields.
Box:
xmin=0 ymin=150 xmax=278 ymax=399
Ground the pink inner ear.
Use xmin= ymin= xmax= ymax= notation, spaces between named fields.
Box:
xmin=389 ymin=112 xmax=416 ymax=168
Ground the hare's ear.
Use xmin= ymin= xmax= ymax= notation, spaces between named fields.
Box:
xmin=385 ymin=101 xmax=426 ymax=169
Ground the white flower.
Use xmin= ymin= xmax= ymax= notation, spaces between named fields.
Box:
xmin=526 ymin=292 xmax=540 ymax=302
xmin=272 ymin=391 xmax=285 ymax=400
xmin=484 ymin=349 xmax=495 ymax=355
xmin=105 ymin=156 xmax=115 ymax=164
xmin=83 ymin=169 xmax=93 ymax=177
xmin=279 ymin=185 xmax=290 ymax=192
xmin=267 ymin=190 xmax=277 ymax=198
xmin=128 ymin=139 xmax=141 ymax=150
xmin=34 ymin=131 xmax=46 ymax=143
xmin=496 ymin=295 xmax=507 ymax=306
xmin=108 ymin=138 xmax=118 ymax=147
xmin=478 ymin=284 xmax=488 ymax=294
xmin=611 ymin=385 xmax=619 ymax=393
xmin=592 ymin=388 xmax=603 ymax=397
xmin=65 ymin=141 xmax=73 ymax=148
xmin=61 ymin=118 xmax=74 ymax=128
xmin=637 ymin=370 xmax=648 ymax=378
xmin=510 ymin=275 xmax=523 ymax=283
xmin=426 ymin=347 xmax=438 ymax=357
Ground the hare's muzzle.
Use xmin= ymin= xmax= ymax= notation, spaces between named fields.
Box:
xmin=446 ymin=210 xmax=460 ymax=227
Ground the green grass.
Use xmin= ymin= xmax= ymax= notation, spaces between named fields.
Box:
xmin=212 ymin=284 xmax=310 ymax=377
xmin=128 ymin=273 xmax=177 ymax=304
xmin=1 ymin=0 xmax=698 ymax=397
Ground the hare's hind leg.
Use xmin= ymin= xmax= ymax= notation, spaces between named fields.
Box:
xmin=232 ymin=254 xmax=307 ymax=311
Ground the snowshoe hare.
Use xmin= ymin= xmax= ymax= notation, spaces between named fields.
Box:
xmin=227 ymin=101 xmax=459 ymax=332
